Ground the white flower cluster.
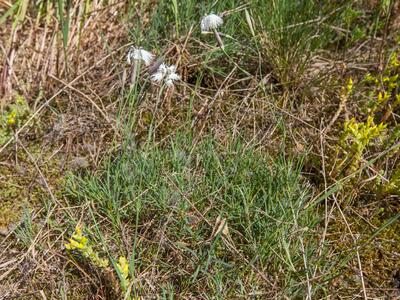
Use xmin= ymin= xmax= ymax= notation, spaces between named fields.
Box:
xmin=150 ymin=63 xmax=180 ymax=87
xmin=126 ymin=13 xmax=225 ymax=87
xmin=127 ymin=46 xmax=180 ymax=88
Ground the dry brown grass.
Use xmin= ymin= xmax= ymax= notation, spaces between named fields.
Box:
xmin=0 ymin=1 xmax=132 ymax=298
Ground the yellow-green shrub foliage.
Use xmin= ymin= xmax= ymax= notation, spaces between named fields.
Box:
xmin=339 ymin=116 xmax=386 ymax=173
xmin=65 ymin=225 xmax=109 ymax=268
xmin=115 ymin=256 xmax=131 ymax=294
xmin=0 ymin=94 xmax=31 ymax=145
xmin=65 ymin=226 xmax=137 ymax=298
xmin=336 ymin=49 xmax=400 ymax=186
xmin=364 ymin=50 xmax=400 ymax=121
xmin=381 ymin=167 xmax=400 ymax=195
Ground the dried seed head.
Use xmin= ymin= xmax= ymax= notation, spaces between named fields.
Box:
xmin=201 ymin=14 xmax=223 ymax=32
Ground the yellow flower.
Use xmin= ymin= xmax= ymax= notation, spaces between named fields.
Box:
xmin=389 ymin=52 xmax=400 ymax=68
xmin=346 ymin=78 xmax=353 ymax=94
xmin=64 ymin=225 xmax=109 ymax=268
xmin=6 ymin=111 xmax=17 ymax=126
xmin=15 ymin=95 xmax=26 ymax=106
xmin=116 ymin=256 xmax=131 ymax=291
xmin=7 ymin=117 xmax=16 ymax=125
xmin=117 ymin=256 xmax=130 ymax=279
xmin=365 ymin=73 xmax=374 ymax=82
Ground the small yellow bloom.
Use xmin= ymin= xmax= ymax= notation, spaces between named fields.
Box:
xmin=116 ymin=256 xmax=129 ymax=279
xmin=15 ymin=95 xmax=25 ymax=106
xmin=389 ymin=52 xmax=400 ymax=68
xmin=346 ymin=78 xmax=353 ymax=94
xmin=64 ymin=225 xmax=108 ymax=267
xmin=6 ymin=111 xmax=17 ymax=126
xmin=7 ymin=117 xmax=16 ymax=125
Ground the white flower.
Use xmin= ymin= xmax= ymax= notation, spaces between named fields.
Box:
xmin=151 ymin=63 xmax=167 ymax=82
xmin=151 ymin=63 xmax=180 ymax=87
xmin=127 ymin=47 xmax=154 ymax=66
xmin=167 ymin=72 xmax=180 ymax=81
xmin=151 ymin=71 xmax=165 ymax=83
xmin=165 ymin=79 xmax=174 ymax=87
xmin=201 ymin=14 xmax=223 ymax=32
xmin=157 ymin=63 xmax=167 ymax=75
xmin=165 ymin=73 xmax=180 ymax=87
xmin=167 ymin=65 xmax=176 ymax=73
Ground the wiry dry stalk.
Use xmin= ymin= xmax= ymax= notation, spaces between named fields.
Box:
xmin=213 ymin=28 xmax=224 ymax=49
xmin=130 ymin=60 xmax=138 ymax=88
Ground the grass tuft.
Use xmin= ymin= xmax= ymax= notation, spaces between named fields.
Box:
xmin=65 ymin=134 xmax=320 ymax=297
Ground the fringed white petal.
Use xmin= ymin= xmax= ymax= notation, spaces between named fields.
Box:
xmin=151 ymin=63 xmax=180 ymax=87
xmin=127 ymin=47 xmax=154 ymax=66
xmin=151 ymin=72 xmax=165 ymax=83
xmin=138 ymin=49 xmax=154 ymax=66
xmin=165 ymin=79 xmax=174 ymax=87
xmin=167 ymin=72 xmax=180 ymax=81
xmin=151 ymin=63 xmax=168 ymax=82
xmin=167 ymin=65 xmax=176 ymax=73
xmin=157 ymin=63 xmax=168 ymax=75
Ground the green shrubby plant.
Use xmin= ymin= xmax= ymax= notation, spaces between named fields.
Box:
xmin=364 ymin=50 xmax=400 ymax=122
xmin=65 ymin=225 xmax=136 ymax=299
xmin=335 ymin=49 xmax=400 ymax=189
xmin=338 ymin=116 xmax=386 ymax=174
xmin=0 ymin=94 xmax=31 ymax=145
xmin=65 ymin=225 xmax=109 ymax=268
xmin=115 ymin=256 xmax=131 ymax=296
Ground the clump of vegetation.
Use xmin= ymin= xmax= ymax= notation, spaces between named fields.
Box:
xmin=332 ymin=49 xmax=400 ymax=181
xmin=338 ymin=116 xmax=386 ymax=174
xmin=364 ymin=49 xmax=400 ymax=122
xmin=65 ymin=225 xmax=136 ymax=298
xmin=65 ymin=225 xmax=109 ymax=268
xmin=256 ymin=0 xmax=334 ymax=84
xmin=0 ymin=94 xmax=31 ymax=145
xmin=114 ymin=256 xmax=132 ymax=297
xmin=65 ymin=135 xmax=319 ymax=297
